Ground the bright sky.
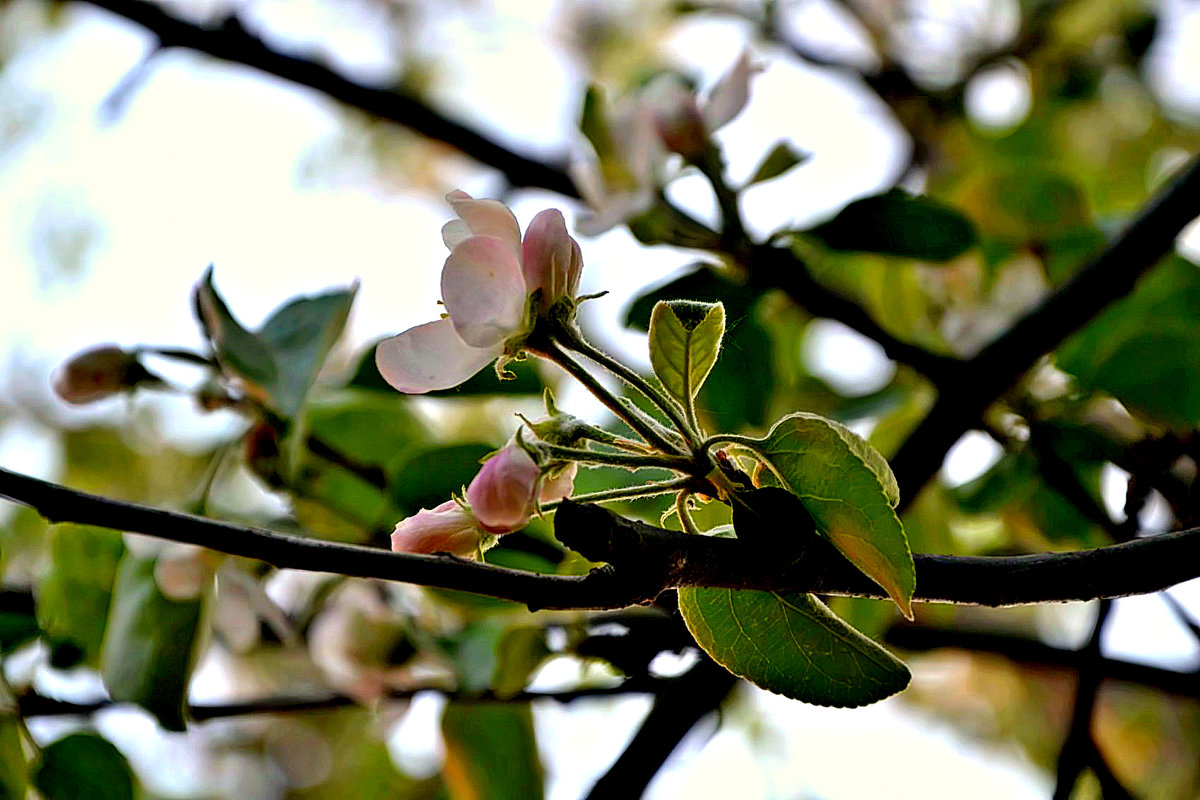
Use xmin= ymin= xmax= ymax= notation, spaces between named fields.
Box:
xmin=3 ymin=2 xmax=1200 ymax=798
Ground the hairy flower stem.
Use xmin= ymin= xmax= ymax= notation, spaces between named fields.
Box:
xmin=541 ymin=476 xmax=697 ymax=510
xmin=536 ymin=441 xmax=697 ymax=473
xmin=550 ymin=325 xmax=701 ymax=450
xmin=532 ymin=339 xmax=685 ymax=455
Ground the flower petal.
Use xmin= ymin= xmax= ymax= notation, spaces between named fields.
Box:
xmin=442 ymin=190 xmax=522 ymax=255
xmin=375 ymin=318 xmax=501 ymax=394
xmin=442 ymin=235 xmax=528 ymax=348
xmin=521 ymin=209 xmax=579 ymax=307
xmin=467 ymin=443 xmax=541 ymax=533
xmin=702 ymin=50 xmax=761 ymax=132
xmin=391 ymin=500 xmax=482 ymax=557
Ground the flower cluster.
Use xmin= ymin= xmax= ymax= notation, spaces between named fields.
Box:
xmin=374 ymin=190 xmax=582 ymax=394
xmin=571 ymin=50 xmax=761 ymax=234
xmin=390 ymin=437 xmax=576 ymax=558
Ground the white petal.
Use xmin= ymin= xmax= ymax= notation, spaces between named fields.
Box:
xmin=702 ymin=50 xmax=761 ymax=132
xmin=441 ymin=235 xmax=528 ymax=348
xmin=444 ymin=190 xmax=522 ymax=255
xmin=375 ymin=319 xmax=502 ymax=394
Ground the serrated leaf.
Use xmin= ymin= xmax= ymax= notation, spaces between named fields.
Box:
xmin=442 ymin=703 xmax=544 ymax=800
xmin=258 ymin=284 xmax=358 ymax=417
xmin=33 ymin=732 xmax=135 ymax=800
xmin=100 ymin=554 xmax=209 ymax=731
xmin=36 ymin=524 xmax=124 ymax=666
xmin=753 ymin=413 xmax=914 ymax=617
xmin=648 ymin=300 xmax=725 ymax=407
xmin=746 ymin=141 xmax=809 ymax=186
xmin=194 ymin=267 xmax=277 ymax=390
xmin=806 ymin=189 xmax=976 ymax=261
xmin=679 ymin=588 xmax=910 ymax=707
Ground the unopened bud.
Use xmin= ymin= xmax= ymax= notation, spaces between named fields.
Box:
xmin=51 ymin=345 xmax=153 ymax=405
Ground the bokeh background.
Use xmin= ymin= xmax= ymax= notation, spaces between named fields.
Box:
xmin=2 ymin=0 xmax=1200 ymax=797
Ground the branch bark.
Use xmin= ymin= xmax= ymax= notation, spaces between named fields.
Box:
xmin=5 ymin=467 xmax=1200 ymax=612
xmin=890 ymin=151 xmax=1200 ymax=509
xmin=78 ymin=0 xmax=578 ymax=196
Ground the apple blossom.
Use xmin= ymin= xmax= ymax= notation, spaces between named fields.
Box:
xmin=571 ymin=50 xmax=761 ymax=233
xmin=375 ymin=191 xmax=582 ymax=394
xmin=390 ymin=500 xmax=483 ymax=557
xmin=467 ymin=439 xmax=577 ymax=533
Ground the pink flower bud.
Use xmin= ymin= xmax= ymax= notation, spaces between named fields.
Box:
xmin=521 ymin=209 xmax=583 ymax=311
xmin=390 ymin=500 xmax=482 ymax=557
xmin=466 ymin=442 xmax=542 ymax=533
xmin=51 ymin=345 xmax=139 ymax=405
xmin=641 ymin=74 xmax=709 ymax=159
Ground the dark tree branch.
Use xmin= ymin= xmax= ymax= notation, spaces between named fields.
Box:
xmin=77 ymin=0 xmax=578 ymax=196
xmin=1053 ymin=600 xmax=1113 ymax=800
xmin=585 ymin=655 xmax=737 ymax=800
xmin=890 ymin=151 xmax=1200 ymax=510
xmin=15 ymin=678 xmax=673 ymax=721
xmin=884 ymin=624 xmax=1200 ymax=700
xmin=5 ymin=468 xmax=1200 ymax=611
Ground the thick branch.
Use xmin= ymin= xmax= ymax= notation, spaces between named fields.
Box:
xmin=884 ymin=624 xmax=1200 ymax=700
xmin=78 ymin=0 xmax=578 ymax=196
xmin=890 ymin=152 xmax=1200 ymax=508
xmin=5 ymin=468 xmax=1200 ymax=611
xmin=15 ymin=678 xmax=671 ymax=720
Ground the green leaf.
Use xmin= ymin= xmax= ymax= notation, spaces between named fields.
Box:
xmin=648 ymin=300 xmax=725 ymax=407
xmin=679 ymin=588 xmax=910 ymax=707
xmin=0 ymin=715 xmax=28 ymax=800
xmin=258 ymin=284 xmax=358 ymax=417
xmin=100 ymin=553 xmax=209 ymax=731
xmin=441 ymin=703 xmax=544 ymax=800
xmin=33 ymin=732 xmax=135 ymax=800
xmin=753 ymin=413 xmax=914 ymax=617
xmin=746 ymin=141 xmax=809 ymax=186
xmin=1058 ymin=256 xmax=1200 ymax=429
xmin=193 ymin=267 xmax=277 ymax=390
xmin=0 ymin=612 xmax=38 ymax=655
xmin=492 ymin=626 xmax=552 ymax=700
xmin=580 ymin=85 xmax=616 ymax=164
xmin=36 ymin=524 xmax=124 ymax=666
xmin=806 ymin=189 xmax=977 ymax=261
xmin=388 ymin=443 xmax=494 ymax=515
xmin=194 ymin=269 xmax=358 ymax=417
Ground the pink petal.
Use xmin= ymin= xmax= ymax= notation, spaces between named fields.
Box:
xmin=441 ymin=235 xmax=528 ymax=348
xmin=442 ymin=190 xmax=521 ymax=256
xmin=521 ymin=209 xmax=579 ymax=308
xmin=375 ymin=318 xmax=502 ymax=394
xmin=540 ymin=462 xmax=577 ymax=504
xmin=702 ymin=50 xmax=761 ymax=132
xmin=391 ymin=500 xmax=482 ymax=556
xmin=467 ymin=443 xmax=541 ymax=533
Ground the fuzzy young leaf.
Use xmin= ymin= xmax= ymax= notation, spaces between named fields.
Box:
xmin=679 ymin=588 xmax=910 ymax=707
xmin=753 ymin=413 xmax=914 ymax=617
xmin=746 ymin=141 xmax=810 ymax=186
xmin=648 ymin=300 xmax=725 ymax=408
xmin=33 ymin=733 xmax=135 ymax=800
xmin=99 ymin=553 xmax=209 ymax=732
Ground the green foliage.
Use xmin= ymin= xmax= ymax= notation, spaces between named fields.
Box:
xmin=194 ymin=268 xmax=357 ymax=417
xmin=745 ymin=141 xmax=809 ymax=186
xmin=32 ymin=733 xmax=135 ymax=800
xmin=36 ymin=524 xmax=124 ymax=666
xmin=804 ymin=189 xmax=977 ymax=261
xmin=647 ymin=300 xmax=725 ymax=411
xmin=491 ymin=625 xmax=552 ymax=699
xmin=100 ymin=553 xmax=209 ymax=732
xmin=441 ymin=703 xmax=544 ymax=800
xmin=1058 ymin=255 xmax=1200 ymax=428
xmin=749 ymin=413 xmax=915 ymax=617
xmin=678 ymin=588 xmax=910 ymax=707
xmin=0 ymin=715 xmax=27 ymax=800
xmin=0 ymin=612 xmax=38 ymax=655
